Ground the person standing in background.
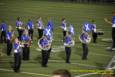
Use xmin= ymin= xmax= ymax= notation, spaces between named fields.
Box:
xmin=16 ymin=17 xmax=23 ymax=40
xmin=6 ymin=25 xmax=13 ymax=56
xmin=26 ymin=19 xmax=34 ymax=40
xmin=37 ymin=17 xmax=44 ymax=39
xmin=0 ymin=20 xmax=7 ymax=43
xmin=61 ymin=18 xmax=67 ymax=41
xmin=13 ymin=38 xmax=21 ymax=73
xmin=104 ymin=11 xmax=115 ymax=51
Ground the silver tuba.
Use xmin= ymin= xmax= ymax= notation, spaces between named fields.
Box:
xmin=38 ymin=37 xmax=51 ymax=51
xmin=79 ymin=32 xmax=91 ymax=44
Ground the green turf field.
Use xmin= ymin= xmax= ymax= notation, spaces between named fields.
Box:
xmin=0 ymin=0 xmax=115 ymax=77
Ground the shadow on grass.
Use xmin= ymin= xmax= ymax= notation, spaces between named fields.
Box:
xmin=34 ymin=54 xmax=42 ymax=64
xmin=58 ymin=50 xmax=66 ymax=61
xmin=95 ymin=62 xmax=105 ymax=70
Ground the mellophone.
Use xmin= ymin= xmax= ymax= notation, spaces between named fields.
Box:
xmin=79 ymin=32 xmax=91 ymax=44
xmin=20 ymin=40 xmax=31 ymax=47
xmin=38 ymin=37 xmax=51 ymax=51
xmin=64 ymin=40 xmax=75 ymax=47
xmin=16 ymin=26 xmax=24 ymax=30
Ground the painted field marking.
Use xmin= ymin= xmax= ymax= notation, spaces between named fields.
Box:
xmin=0 ymin=68 xmax=51 ymax=77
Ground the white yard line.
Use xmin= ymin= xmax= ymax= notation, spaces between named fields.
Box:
xmin=0 ymin=68 xmax=50 ymax=77
xmin=49 ymin=60 xmax=104 ymax=69
xmin=89 ymin=52 xmax=112 ymax=57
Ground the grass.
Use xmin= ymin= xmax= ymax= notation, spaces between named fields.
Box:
xmin=0 ymin=0 xmax=115 ymax=77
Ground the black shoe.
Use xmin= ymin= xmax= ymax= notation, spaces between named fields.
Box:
xmin=66 ymin=61 xmax=70 ymax=64
xmin=42 ymin=65 xmax=47 ymax=67
xmin=14 ymin=70 xmax=20 ymax=73
xmin=82 ymin=58 xmax=87 ymax=60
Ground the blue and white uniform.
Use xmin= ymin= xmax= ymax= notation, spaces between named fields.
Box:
xmin=13 ymin=41 xmax=21 ymax=72
xmin=0 ymin=23 xmax=7 ymax=31
xmin=27 ymin=21 xmax=34 ymax=30
xmin=21 ymin=35 xmax=31 ymax=60
xmin=6 ymin=32 xmax=12 ymax=40
xmin=0 ymin=22 xmax=7 ymax=43
xmin=16 ymin=20 xmax=23 ymax=29
xmin=64 ymin=35 xmax=72 ymax=47
xmin=6 ymin=31 xmax=13 ymax=56
xmin=27 ymin=20 xmax=34 ymax=39
xmin=61 ymin=20 xmax=67 ymax=31
xmin=13 ymin=42 xmax=20 ymax=53
xmin=112 ymin=16 xmax=115 ymax=27
xmin=91 ymin=24 xmax=96 ymax=32
xmin=69 ymin=24 xmax=75 ymax=36
xmin=16 ymin=20 xmax=23 ymax=40
xmin=112 ymin=16 xmax=115 ymax=48
xmin=80 ymin=33 xmax=89 ymax=60
xmin=37 ymin=19 xmax=43 ymax=29
xmin=39 ymin=36 xmax=50 ymax=67
xmin=21 ymin=35 xmax=30 ymax=43
xmin=37 ymin=19 xmax=44 ymax=39
xmin=64 ymin=34 xmax=72 ymax=63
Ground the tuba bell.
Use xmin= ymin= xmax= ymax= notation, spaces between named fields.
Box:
xmin=79 ymin=32 xmax=91 ymax=44
xmin=38 ymin=37 xmax=51 ymax=51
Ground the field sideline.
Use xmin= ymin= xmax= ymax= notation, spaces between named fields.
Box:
xmin=0 ymin=0 xmax=115 ymax=77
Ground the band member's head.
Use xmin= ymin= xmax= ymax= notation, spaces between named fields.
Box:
xmin=15 ymin=38 xmax=19 ymax=43
xmin=23 ymin=29 xmax=28 ymax=36
xmin=39 ymin=17 xmax=42 ymax=20
xmin=52 ymin=69 xmax=71 ymax=77
xmin=91 ymin=19 xmax=95 ymax=23
xmin=8 ymin=25 xmax=12 ymax=32
xmin=17 ymin=17 xmax=20 ymax=21
xmin=62 ymin=18 xmax=66 ymax=21
xmin=112 ymin=11 xmax=115 ymax=16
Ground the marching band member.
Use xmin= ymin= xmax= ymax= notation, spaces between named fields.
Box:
xmin=16 ymin=17 xmax=23 ymax=40
xmin=0 ymin=20 xmax=7 ymax=43
xmin=79 ymin=32 xmax=91 ymax=60
xmin=91 ymin=20 xmax=97 ymax=43
xmin=26 ymin=19 xmax=34 ymax=40
xmin=64 ymin=31 xmax=74 ymax=63
xmin=91 ymin=19 xmax=104 ymax=43
xmin=37 ymin=17 xmax=44 ymax=39
xmin=61 ymin=18 xmax=67 ymax=41
xmin=6 ymin=25 xmax=13 ymax=56
xmin=104 ymin=11 xmax=115 ymax=50
xmin=43 ymin=20 xmax=53 ymax=58
xmin=13 ymin=38 xmax=21 ymax=73
xmin=38 ymin=35 xmax=51 ymax=67
xmin=21 ymin=29 xmax=31 ymax=60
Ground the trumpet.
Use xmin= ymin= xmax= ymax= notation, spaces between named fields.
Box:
xmin=79 ymin=32 xmax=91 ymax=44
xmin=20 ymin=40 xmax=31 ymax=47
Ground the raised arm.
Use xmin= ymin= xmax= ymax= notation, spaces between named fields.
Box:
xmin=104 ymin=18 xmax=112 ymax=25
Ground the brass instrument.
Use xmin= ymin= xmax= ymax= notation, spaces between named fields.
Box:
xmin=64 ymin=40 xmax=75 ymax=47
xmin=38 ymin=37 xmax=51 ymax=51
xmin=79 ymin=32 xmax=91 ymax=44
xmin=21 ymin=40 xmax=31 ymax=47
